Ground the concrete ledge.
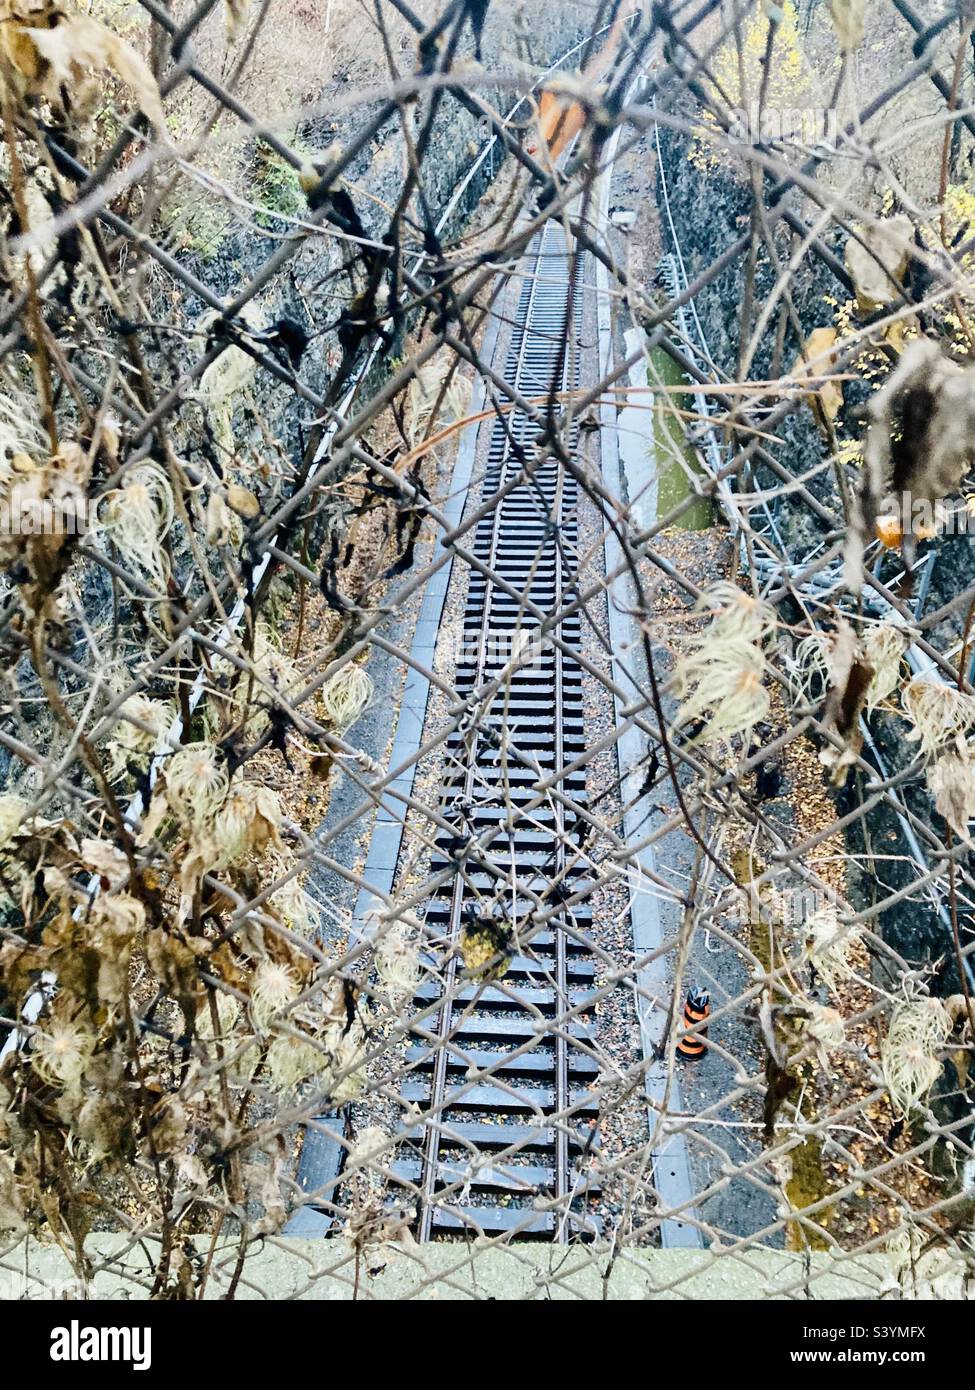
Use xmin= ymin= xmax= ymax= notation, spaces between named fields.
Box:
xmin=0 ymin=1237 xmax=909 ymax=1300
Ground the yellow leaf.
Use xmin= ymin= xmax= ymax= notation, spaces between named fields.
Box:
xmin=883 ymin=317 xmax=913 ymax=352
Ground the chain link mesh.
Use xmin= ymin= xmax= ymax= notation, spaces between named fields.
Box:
xmin=0 ymin=0 xmax=973 ymax=1300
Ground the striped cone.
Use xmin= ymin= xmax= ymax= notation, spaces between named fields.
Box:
xmin=676 ymin=986 xmax=711 ymax=1060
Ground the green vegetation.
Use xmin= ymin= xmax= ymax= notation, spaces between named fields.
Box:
xmin=252 ymin=135 xmax=315 ymax=228
xmin=649 ymin=347 xmax=713 ymax=529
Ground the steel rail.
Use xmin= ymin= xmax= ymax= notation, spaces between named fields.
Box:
xmin=414 ymin=229 xmax=548 ymax=1241
xmin=408 ymin=219 xmax=596 ymax=1242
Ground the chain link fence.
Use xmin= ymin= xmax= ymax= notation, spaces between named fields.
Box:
xmin=0 ymin=0 xmax=974 ymax=1300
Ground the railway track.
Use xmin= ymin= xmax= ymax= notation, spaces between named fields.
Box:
xmin=394 ymin=220 xmax=603 ymax=1241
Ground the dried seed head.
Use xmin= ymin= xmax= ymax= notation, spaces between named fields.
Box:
xmin=902 ymin=677 xmax=975 ymax=756
xmin=164 ymin=743 xmax=228 ymax=829
xmin=99 ymin=463 xmax=174 ymax=587
xmin=861 ymin=623 xmax=908 ymax=711
xmin=212 ymin=781 xmax=283 ymax=864
xmin=695 ymin=581 xmax=776 ymax=644
xmin=269 ymin=873 xmax=321 ymax=938
xmin=882 ymin=997 xmax=950 ymax=1115
xmin=671 ymin=639 xmax=770 ymax=745
xmin=926 ymin=735 xmax=975 ymax=836
xmin=321 ymin=665 xmax=373 ymax=732
xmin=670 ymin=583 xmax=775 ymax=746
xmin=250 ymin=959 xmax=300 ymax=1029
xmin=804 ymin=1003 xmax=845 ymax=1052
xmin=31 ymin=1018 xmax=96 ymax=1093
xmin=374 ymin=920 xmax=421 ymax=1003
xmin=106 ymin=694 xmax=171 ymax=780
xmin=0 ymin=792 xmax=29 ymax=848
xmin=804 ymin=907 xmax=860 ymax=992
xmin=792 ymin=631 xmax=831 ymax=703
xmin=266 ymin=1034 xmax=333 ymax=1093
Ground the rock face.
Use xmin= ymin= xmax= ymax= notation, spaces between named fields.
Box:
xmin=653 ymin=116 xmax=971 ymax=992
xmin=183 ymin=4 xmax=599 ymax=432
xmin=654 ymin=119 xmax=846 ymax=516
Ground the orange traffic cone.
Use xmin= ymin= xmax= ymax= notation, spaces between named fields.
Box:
xmin=676 ymin=987 xmax=710 ymax=1060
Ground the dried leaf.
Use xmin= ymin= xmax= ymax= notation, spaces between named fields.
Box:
xmin=818 ymin=621 xmax=873 ymax=785
xmin=537 ymin=7 xmax=626 ymax=158
xmin=790 ymin=325 xmax=843 ymax=424
xmin=845 ymin=215 xmax=912 ymax=313
xmin=80 ymin=837 xmax=129 ymax=886
xmin=829 ymin=0 xmax=867 ymax=51
xmin=26 ymin=15 xmax=167 ymax=135
xmin=223 ymin=0 xmax=250 ymax=42
xmin=226 ymin=484 xmax=260 ymax=520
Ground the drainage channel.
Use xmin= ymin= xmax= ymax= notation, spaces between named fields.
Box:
xmin=393 ymin=218 xmax=603 ymax=1242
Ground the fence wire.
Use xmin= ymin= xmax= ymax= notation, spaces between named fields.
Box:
xmin=0 ymin=0 xmax=974 ymax=1300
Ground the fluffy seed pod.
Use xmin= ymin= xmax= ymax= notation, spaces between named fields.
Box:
xmin=99 ymin=463 xmax=174 ymax=587
xmin=250 ymin=959 xmax=300 ymax=1030
xmin=266 ymin=1034 xmax=327 ymax=1093
xmin=670 ymin=583 xmax=775 ymax=745
xmin=106 ymin=694 xmax=171 ymax=780
xmin=212 ymin=781 xmax=283 ymax=864
xmin=902 ymin=678 xmax=975 ymax=756
xmin=164 ymin=743 xmax=229 ymax=829
xmin=695 ymin=581 xmax=776 ymax=644
xmin=31 ymin=1018 xmax=96 ymax=1094
xmin=321 ymin=665 xmax=373 ymax=732
xmin=804 ymin=907 xmax=860 ymax=992
xmin=792 ymin=631 xmax=831 ymax=703
xmin=269 ymin=874 xmax=321 ymax=939
xmin=926 ymin=736 xmax=975 ymax=836
xmin=882 ymin=997 xmax=950 ymax=1115
xmin=803 ymin=1003 xmax=845 ymax=1068
xmin=671 ymin=639 xmax=770 ymax=745
xmin=374 ymin=920 xmax=421 ymax=1003
xmin=861 ymin=623 xmax=908 ymax=711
